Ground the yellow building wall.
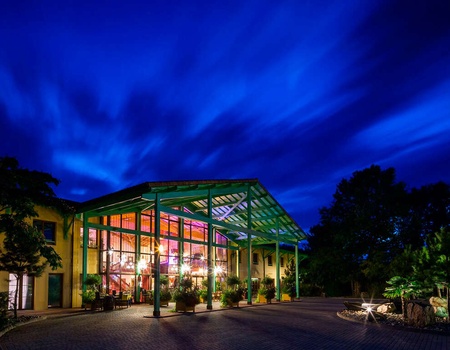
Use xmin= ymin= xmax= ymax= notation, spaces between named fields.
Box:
xmin=235 ymin=248 xmax=289 ymax=286
xmin=0 ymin=206 xmax=76 ymax=310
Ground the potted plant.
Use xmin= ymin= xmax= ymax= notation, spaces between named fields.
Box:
xmin=80 ymin=274 xmax=102 ymax=310
xmin=172 ymin=277 xmax=199 ymax=312
xmin=159 ymin=275 xmax=172 ymax=307
xmin=220 ymin=275 xmax=244 ymax=308
xmin=281 ymin=283 xmax=296 ymax=302
xmin=281 ymin=261 xmax=297 ymax=301
xmin=198 ymin=289 xmax=208 ymax=303
xmin=258 ymin=276 xmax=276 ymax=304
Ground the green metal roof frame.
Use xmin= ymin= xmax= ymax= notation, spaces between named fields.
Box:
xmin=77 ymin=179 xmax=306 ymax=247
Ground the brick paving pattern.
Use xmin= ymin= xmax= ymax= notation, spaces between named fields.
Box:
xmin=0 ymin=298 xmax=448 ymax=349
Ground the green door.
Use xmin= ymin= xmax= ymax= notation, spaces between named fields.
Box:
xmin=48 ymin=274 xmax=62 ymax=308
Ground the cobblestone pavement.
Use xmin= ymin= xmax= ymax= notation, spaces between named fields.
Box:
xmin=0 ymin=298 xmax=448 ymax=350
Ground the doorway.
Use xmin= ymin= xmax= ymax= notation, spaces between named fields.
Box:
xmin=48 ymin=274 xmax=62 ymax=308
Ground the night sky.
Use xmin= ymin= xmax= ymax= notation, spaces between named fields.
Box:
xmin=1 ymin=1 xmax=449 ymax=232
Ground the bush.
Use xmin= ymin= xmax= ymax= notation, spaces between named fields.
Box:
xmin=172 ymin=277 xmax=199 ymax=306
xmin=198 ymin=289 xmax=208 ymax=302
xmin=226 ymin=275 xmax=241 ymax=288
xmin=220 ymin=288 xmax=244 ymax=307
xmin=0 ymin=291 xmax=10 ymax=330
xmin=258 ymin=286 xmax=276 ymax=300
xmin=261 ymin=276 xmax=274 ymax=287
xmin=80 ymin=274 xmax=101 ymax=305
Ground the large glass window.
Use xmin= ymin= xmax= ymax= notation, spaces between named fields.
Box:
xmin=97 ymin=210 xmax=229 ymax=297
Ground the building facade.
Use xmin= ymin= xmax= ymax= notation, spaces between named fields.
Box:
xmin=1 ymin=179 xmax=306 ymax=313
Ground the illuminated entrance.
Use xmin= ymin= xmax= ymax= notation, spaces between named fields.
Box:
xmin=78 ymin=179 xmax=306 ymax=316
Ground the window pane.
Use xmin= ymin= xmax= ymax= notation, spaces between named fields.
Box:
xmin=121 ymin=253 xmax=135 ymax=273
xmin=140 ymin=236 xmax=152 ymax=254
xmin=43 ymin=222 xmax=56 ymax=242
xmin=122 ymin=233 xmax=136 ymax=252
xmin=110 ymin=215 xmax=121 ymax=228
xmin=110 ymin=231 xmax=121 ymax=251
xmin=216 ymin=247 xmax=227 ymax=261
xmin=88 ymin=229 xmax=97 ymax=248
xmin=169 ymin=219 xmax=179 ymax=237
xmin=191 ymin=224 xmax=205 ymax=242
xmin=122 ymin=213 xmax=136 ymax=230
xmin=141 ymin=214 xmax=152 ymax=232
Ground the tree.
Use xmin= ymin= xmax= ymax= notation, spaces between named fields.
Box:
xmin=411 ymin=227 xmax=450 ymax=320
xmin=308 ymin=165 xmax=409 ymax=296
xmin=0 ymin=156 xmax=60 ymax=220
xmin=383 ymin=276 xmax=423 ymax=319
xmin=0 ymin=156 xmax=63 ymax=318
xmin=0 ymin=217 xmax=62 ymax=318
xmin=281 ymin=259 xmax=297 ymax=298
xmin=400 ymin=182 xmax=450 ymax=249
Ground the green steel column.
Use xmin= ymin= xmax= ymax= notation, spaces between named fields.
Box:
xmin=236 ymin=248 xmax=240 ymax=278
xmin=275 ymin=218 xmax=280 ymax=301
xmin=105 ymin=217 xmax=111 ymax=294
xmin=295 ymin=241 xmax=299 ymax=298
xmin=179 ymin=214 xmax=184 ymax=284
xmin=212 ymin=230 xmax=217 ymax=293
xmin=136 ymin=212 xmax=141 ymax=303
xmin=247 ymin=185 xmax=252 ymax=305
xmin=82 ymin=214 xmax=88 ymax=292
xmin=153 ymin=194 xmax=161 ymax=317
xmin=207 ymin=190 xmax=213 ymax=310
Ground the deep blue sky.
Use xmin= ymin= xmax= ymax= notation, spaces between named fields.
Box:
xmin=1 ymin=0 xmax=449 ymax=232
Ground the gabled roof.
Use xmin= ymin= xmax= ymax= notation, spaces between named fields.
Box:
xmin=77 ymin=179 xmax=306 ymax=246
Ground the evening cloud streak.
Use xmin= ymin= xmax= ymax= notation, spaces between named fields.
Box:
xmin=0 ymin=0 xmax=449 ymax=231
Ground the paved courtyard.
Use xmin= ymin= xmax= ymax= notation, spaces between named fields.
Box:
xmin=0 ymin=298 xmax=448 ymax=349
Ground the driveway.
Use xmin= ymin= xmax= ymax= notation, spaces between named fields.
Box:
xmin=0 ymin=298 xmax=448 ymax=349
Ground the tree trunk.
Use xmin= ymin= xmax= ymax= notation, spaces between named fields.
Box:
xmin=13 ymin=273 xmax=21 ymax=319
xmin=447 ymin=286 xmax=449 ymax=323
xmin=401 ymin=295 xmax=407 ymax=319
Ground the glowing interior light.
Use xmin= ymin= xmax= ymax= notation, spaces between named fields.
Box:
xmin=137 ymin=259 xmax=146 ymax=271
xmin=214 ymin=266 xmax=223 ymax=274
xmin=181 ymin=263 xmax=191 ymax=274
xmin=158 ymin=245 xmax=165 ymax=253
xmin=366 ymin=306 xmax=372 ymax=312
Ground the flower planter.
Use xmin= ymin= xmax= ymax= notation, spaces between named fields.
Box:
xmin=175 ymin=301 xmax=196 ymax=312
xmin=258 ymin=295 xmax=271 ymax=304
xmin=282 ymin=293 xmax=294 ymax=302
